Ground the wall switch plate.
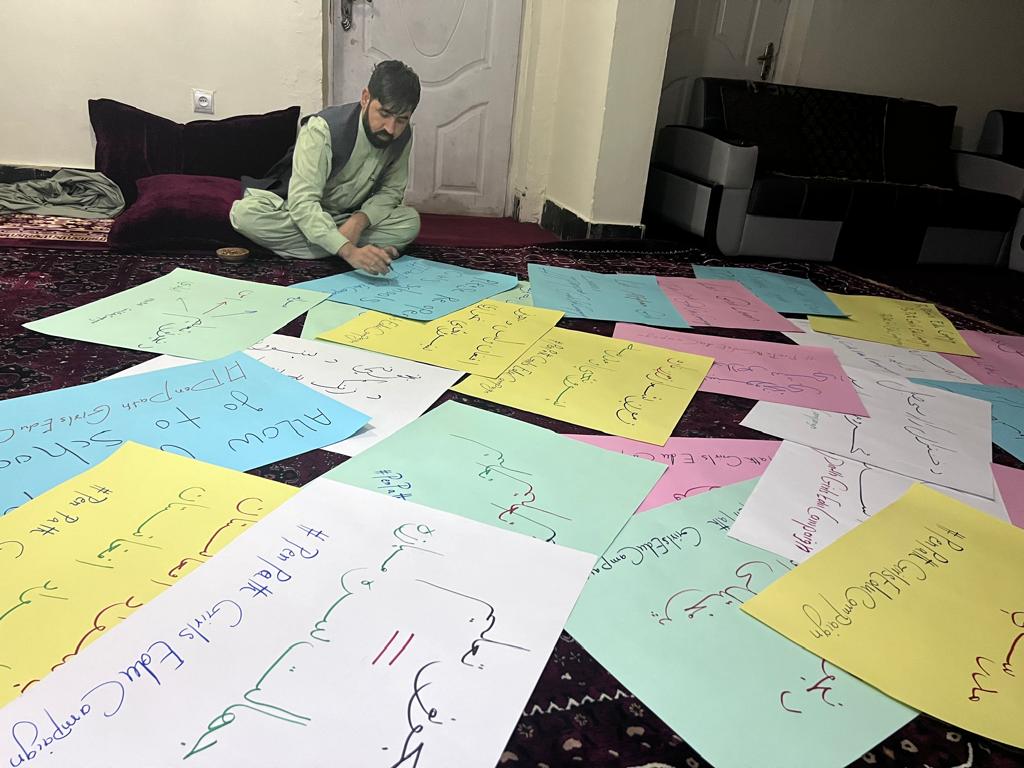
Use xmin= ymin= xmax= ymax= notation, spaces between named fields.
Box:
xmin=192 ymin=88 xmax=215 ymax=115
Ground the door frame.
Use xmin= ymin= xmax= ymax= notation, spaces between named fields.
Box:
xmin=775 ymin=0 xmax=814 ymax=83
xmin=322 ymin=0 xmax=332 ymax=108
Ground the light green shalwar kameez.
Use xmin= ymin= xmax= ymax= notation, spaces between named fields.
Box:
xmin=229 ymin=115 xmax=420 ymax=260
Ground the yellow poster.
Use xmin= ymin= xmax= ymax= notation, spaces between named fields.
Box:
xmin=809 ymin=294 xmax=977 ymax=356
xmin=318 ymin=301 xmax=563 ymax=377
xmin=451 ymin=327 xmax=713 ymax=445
xmin=0 ymin=442 xmax=296 ymax=707
xmin=742 ymin=484 xmax=1024 ymax=749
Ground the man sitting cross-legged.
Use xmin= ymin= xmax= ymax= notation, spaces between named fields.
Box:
xmin=231 ymin=59 xmax=420 ymax=275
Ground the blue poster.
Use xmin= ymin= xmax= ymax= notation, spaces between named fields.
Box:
xmin=692 ymin=266 xmax=844 ymax=316
xmin=911 ymin=379 xmax=1024 ymax=463
xmin=528 ymin=264 xmax=688 ymax=327
xmin=0 ymin=354 xmax=369 ymax=515
xmin=292 ymin=255 xmax=519 ymax=320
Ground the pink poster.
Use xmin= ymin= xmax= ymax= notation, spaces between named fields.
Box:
xmin=993 ymin=463 xmax=1024 ymax=529
xmin=942 ymin=331 xmax=1024 ymax=387
xmin=658 ymin=277 xmax=801 ymax=332
xmin=614 ymin=324 xmax=869 ymax=416
xmin=569 ymin=435 xmax=780 ymax=513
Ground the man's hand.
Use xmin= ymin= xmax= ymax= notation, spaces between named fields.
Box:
xmin=338 ymin=242 xmax=398 ymax=275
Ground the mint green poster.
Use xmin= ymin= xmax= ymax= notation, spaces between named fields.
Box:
xmin=300 ymin=300 xmax=366 ymax=339
xmin=566 ymin=481 xmax=915 ymax=767
xmin=491 ymin=280 xmax=533 ymax=306
xmin=25 ymin=268 xmax=328 ymax=360
xmin=326 ymin=400 xmax=665 ymax=555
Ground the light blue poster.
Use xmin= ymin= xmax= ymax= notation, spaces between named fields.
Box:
xmin=566 ymin=481 xmax=915 ymax=768
xmin=292 ymin=255 xmax=519 ymax=320
xmin=325 ymin=400 xmax=665 ymax=554
xmin=692 ymin=265 xmax=845 ymax=316
xmin=528 ymin=264 xmax=688 ymax=327
xmin=0 ymin=354 xmax=369 ymax=515
xmin=911 ymin=379 xmax=1024 ymax=463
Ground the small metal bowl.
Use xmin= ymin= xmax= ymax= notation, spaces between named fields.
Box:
xmin=216 ymin=247 xmax=250 ymax=263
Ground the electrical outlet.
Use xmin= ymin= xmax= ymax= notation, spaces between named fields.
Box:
xmin=192 ymin=88 xmax=215 ymax=115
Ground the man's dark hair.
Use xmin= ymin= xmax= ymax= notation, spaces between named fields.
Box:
xmin=367 ymin=60 xmax=421 ymax=114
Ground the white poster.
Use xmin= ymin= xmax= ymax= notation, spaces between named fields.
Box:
xmin=109 ymin=334 xmax=462 ymax=455
xmin=741 ymin=369 xmax=994 ymax=497
xmin=0 ymin=478 xmax=593 ymax=768
xmin=784 ymin=319 xmax=979 ymax=383
xmin=729 ymin=441 xmax=1009 ymax=561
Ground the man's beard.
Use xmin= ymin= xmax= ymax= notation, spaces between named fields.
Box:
xmin=362 ymin=110 xmax=393 ymax=148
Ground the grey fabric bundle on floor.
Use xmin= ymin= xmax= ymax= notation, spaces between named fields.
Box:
xmin=0 ymin=169 xmax=125 ymax=218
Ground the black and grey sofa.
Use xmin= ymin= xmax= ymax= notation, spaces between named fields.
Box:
xmin=648 ymin=78 xmax=1021 ymax=266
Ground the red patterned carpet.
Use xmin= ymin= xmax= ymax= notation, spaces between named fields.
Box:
xmin=0 ymin=211 xmax=552 ymax=250
xmin=0 ymin=212 xmax=113 ymax=249
xmin=416 ymin=212 xmax=554 ymax=247
xmin=1 ymin=241 xmax=1022 ymax=768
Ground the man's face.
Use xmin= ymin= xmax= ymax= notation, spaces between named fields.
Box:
xmin=360 ymin=88 xmax=412 ymax=148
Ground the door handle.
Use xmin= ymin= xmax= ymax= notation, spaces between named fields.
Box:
xmin=339 ymin=0 xmax=372 ymax=31
xmin=756 ymin=41 xmax=775 ymax=81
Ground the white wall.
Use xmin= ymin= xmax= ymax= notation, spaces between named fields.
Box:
xmin=509 ymin=0 xmax=673 ymax=226
xmin=782 ymin=0 xmax=1024 ymax=149
xmin=0 ymin=0 xmax=323 ymax=169
xmin=593 ymin=2 xmax=675 ymax=223
xmin=507 ymin=1 xmax=567 ymax=223
xmin=506 ymin=1 xmax=562 ymax=221
xmin=543 ymin=0 xmax=619 ymax=223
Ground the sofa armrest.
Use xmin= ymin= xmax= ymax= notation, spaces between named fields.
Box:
xmin=978 ymin=109 xmax=1024 ymax=160
xmin=654 ymin=125 xmax=758 ymax=189
xmin=955 ymin=151 xmax=1024 ymax=201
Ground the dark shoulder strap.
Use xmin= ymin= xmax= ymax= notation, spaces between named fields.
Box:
xmin=319 ymin=102 xmax=362 ymax=175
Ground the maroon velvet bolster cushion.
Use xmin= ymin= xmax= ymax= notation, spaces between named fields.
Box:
xmin=89 ymin=99 xmax=299 ymax=204
xmin=107 ymin=174 xmax=252 ymax=249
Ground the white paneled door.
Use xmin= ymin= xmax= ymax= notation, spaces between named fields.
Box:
xmin=658 ymin=0 xmax=792 ymax=130
xmin=330 ymin=0 xmax=523 ymax=216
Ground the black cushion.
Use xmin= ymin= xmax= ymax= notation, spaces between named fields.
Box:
xmin=928 ymin=186 xmax=1021 ymax=230
xmin=714 ymin=80 xmax=887 ymax=180
xmin=702 ymin=79 xmax=962 ymax=187
xmin=720 ymin=84 xmax=811 ymax=176
xmin=748 ymin=176 xmax=853 ymax=220
xmin=882 ymin=99 xmax=957 ymax=188
xmin=88 ymin=99 xmax=300 ymax=204
xmin=748 ymin=177 xmax=946 ymax=223
xmin=787 ymin=86 xmax=886 ymax=181
xmin=749 ymin=175 xmax=1019 ymax=232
